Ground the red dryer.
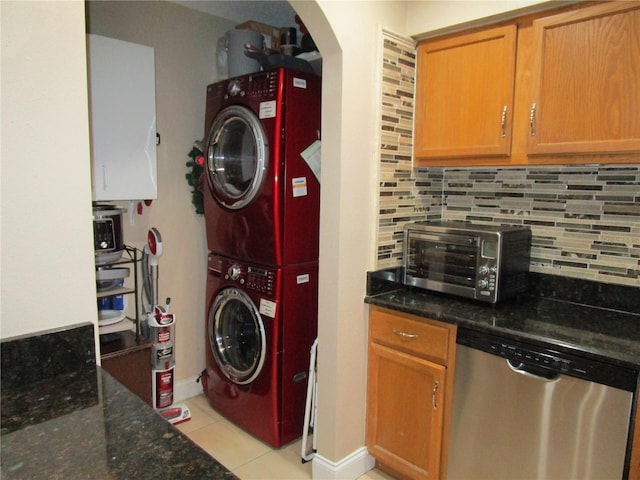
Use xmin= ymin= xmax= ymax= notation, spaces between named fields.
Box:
xmin=202 ymin=68 xmax=321 ymax=267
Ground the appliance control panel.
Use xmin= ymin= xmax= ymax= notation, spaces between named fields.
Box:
xmin=94 ymin=218 xmax=116 ymax=251
xmin=458 ymin=327 xmax=636 ymax=392
xmin=246 ymin=266 xmax=275 ymax=296
xmin=489 ymin=340 xmax=574 ymax=374
xmin=477 ymin=262 xmax=498 ymax=294
xmin=222 ymin=70 xmax=279 ymax=100
xmin=209 ymin=255 xmax=277 ymax=297
xmin=246 ymin=70 xmax=278 ymax=98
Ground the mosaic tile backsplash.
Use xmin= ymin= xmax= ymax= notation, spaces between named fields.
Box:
xmin=377 ymin=32 xmax=640 ymax=287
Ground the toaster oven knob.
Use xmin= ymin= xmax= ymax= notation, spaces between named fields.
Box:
xmin=479 ymin=265 xmax=490 ymax=276
xmin=478 ymin=279 xmax=489 ymax=289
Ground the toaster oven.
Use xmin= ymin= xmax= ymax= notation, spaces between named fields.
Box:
xmin=403 ymin=221 xmax=531 ymax=303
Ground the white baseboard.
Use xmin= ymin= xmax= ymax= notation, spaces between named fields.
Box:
xmin=312 ymin=447 xmax=375 ymax=480
xmin=173 ymin=374 xmax=203 ymax=402
xmin=172 ymin=377 xmax=375 ymax=480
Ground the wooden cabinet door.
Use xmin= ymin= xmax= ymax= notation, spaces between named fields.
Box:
xmin=414 ymin=25 xmax=517 ymax=163
xmin=528 ymin=2 xmax=640 ymax=156
xmin=366 ymin=342 xmax=446 ymax=480
xmin=101 ymin=331 xmax=153 ymax=406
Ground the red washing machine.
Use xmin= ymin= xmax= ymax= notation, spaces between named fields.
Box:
xmin=202 ymin=68 xmax=321 ymax=266
xmin=203 ymin=253 xmax=318 ymax=448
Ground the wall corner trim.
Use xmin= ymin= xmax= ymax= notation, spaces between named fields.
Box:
xmin=312 ymin=447 xmax=375 ymax=479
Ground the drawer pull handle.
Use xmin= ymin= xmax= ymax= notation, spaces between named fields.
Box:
xmin=393 ymin=328 xmax=418 ymax=339
xmin=432 ymin=381 xmax=440 ymax=410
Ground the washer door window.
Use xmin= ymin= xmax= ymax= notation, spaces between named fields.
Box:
xmin=206 ymin=105 xmax=268 ymax=210
xmin=209 ymin=288 xmax=266 ymax=385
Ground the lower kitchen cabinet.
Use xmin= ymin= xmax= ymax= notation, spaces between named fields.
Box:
xmin=101 ymin=331 xmax=153 ymax=406
xmin=366 ymin=306 xmax=457 ymax=480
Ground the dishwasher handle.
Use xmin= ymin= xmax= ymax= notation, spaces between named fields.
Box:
xmin=506 ymin=359 xmax=560 ymax=383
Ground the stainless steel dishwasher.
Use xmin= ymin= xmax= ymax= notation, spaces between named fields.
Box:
xmin=447 ymin=328 xmax=637 ymax=480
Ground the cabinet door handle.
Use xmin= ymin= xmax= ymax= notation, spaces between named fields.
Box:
xmin=529 ymin=103 xmax=537 ymax=136
xmin=432 ymin=380 xmax=440 ymax=410
xmin=102 ymin=164 xmax=108 ymax=189
xmin=501 ymin=105 xmax=508 ymax=138
xmin=392 ymin=328 xmax=418 ymax=339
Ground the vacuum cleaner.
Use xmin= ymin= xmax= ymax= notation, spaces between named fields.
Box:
xmin=143 ymin=227 xmax=191 ymax=425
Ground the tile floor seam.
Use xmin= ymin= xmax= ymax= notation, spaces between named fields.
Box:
xmin=229 ymin=448 xmax=273 ymax=472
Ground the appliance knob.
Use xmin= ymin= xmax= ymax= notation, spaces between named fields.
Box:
xmin=490 ymin=265 xmax=498 ymax=274
xmin=228 ymin=80 xmax=242 ymax=96
xmin=228 ymin=265 xmax=241 ymax=280
xmin=478 ymin=279 xmax=489 ymax=289
xmin=479 ymin=265 xmax=490 ymax=276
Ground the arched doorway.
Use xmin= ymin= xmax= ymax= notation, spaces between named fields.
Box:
xmin=288 ymin=2 xmax=406 ymax=477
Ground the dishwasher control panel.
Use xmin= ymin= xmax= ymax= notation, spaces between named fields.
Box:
xmin=490 ymin=341 xmax=574 ymax=373
xmin=457 ymin=327 xmax=637 ymax=392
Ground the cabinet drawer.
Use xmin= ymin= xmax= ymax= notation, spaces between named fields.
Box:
xmin=369 ymin=307 xmax=452 ymax=365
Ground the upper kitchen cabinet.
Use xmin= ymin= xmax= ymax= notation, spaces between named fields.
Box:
xmin=414 ymin=1 xmax=640 ymax=167
xmin=414 ymin=25 xmax=517 ymax=163
xmin=527 ymin=2 xmax=640 ymax=157
xmin=88 ymin=34 xmax=158 ymax=201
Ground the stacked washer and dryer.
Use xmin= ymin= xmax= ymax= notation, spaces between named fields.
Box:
xmin=201 ymin=67 xmax=321 ymax=448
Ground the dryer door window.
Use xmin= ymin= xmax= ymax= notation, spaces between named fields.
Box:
xmin=206 ymin=105 xmax=268 ymax=210
xmin=208 ymin=287 xmax=266 ymax=385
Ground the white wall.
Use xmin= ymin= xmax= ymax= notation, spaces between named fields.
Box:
xmin=291 ymin=0 xmax=407 ymax=468
xmin=1 ymin=2 xmax=97 ymax=341
xmin=406 ymin=0 xmax=552 ymax=37
xmin=86 ymin=0 xmax=236 ymax=384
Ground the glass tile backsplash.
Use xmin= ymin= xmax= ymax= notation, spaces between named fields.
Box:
xmin=378 ymin=32 xmax=639 ymax=287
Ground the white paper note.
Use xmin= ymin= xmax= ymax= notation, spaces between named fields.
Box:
xmin=300 ymin=140 xmax=321 ymax=183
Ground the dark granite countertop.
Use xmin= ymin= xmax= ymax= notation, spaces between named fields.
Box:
xmin=1 ymin=366 xmax=237 ymax=479
xmin=1 ymin=324 xmax=237 ymax=480
xmin=365 ymin=271 xmax=640 ymax=370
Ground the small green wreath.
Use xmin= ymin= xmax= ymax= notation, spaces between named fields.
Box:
xmin=185 ymin=140 xmax=204 ymax=215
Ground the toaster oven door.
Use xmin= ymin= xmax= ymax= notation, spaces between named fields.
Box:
xmin=404 ymin=232 xmax=479 ymax=296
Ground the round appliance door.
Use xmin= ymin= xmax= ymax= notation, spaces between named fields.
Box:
xmin=206 ymin=105 xmax=268 ymax=210
xmin=208 ymin=287 xmax=266 ymax=385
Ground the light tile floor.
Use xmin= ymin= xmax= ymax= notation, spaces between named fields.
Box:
xmin=176 ymin=395 xmax=394 ymax=480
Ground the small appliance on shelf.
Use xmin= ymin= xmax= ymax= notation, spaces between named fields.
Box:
xmin=92 ymin=203 xmax=141 ymax=338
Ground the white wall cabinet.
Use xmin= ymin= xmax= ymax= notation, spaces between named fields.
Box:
xmin=88 ymin=34 xmax=157 ymax=201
